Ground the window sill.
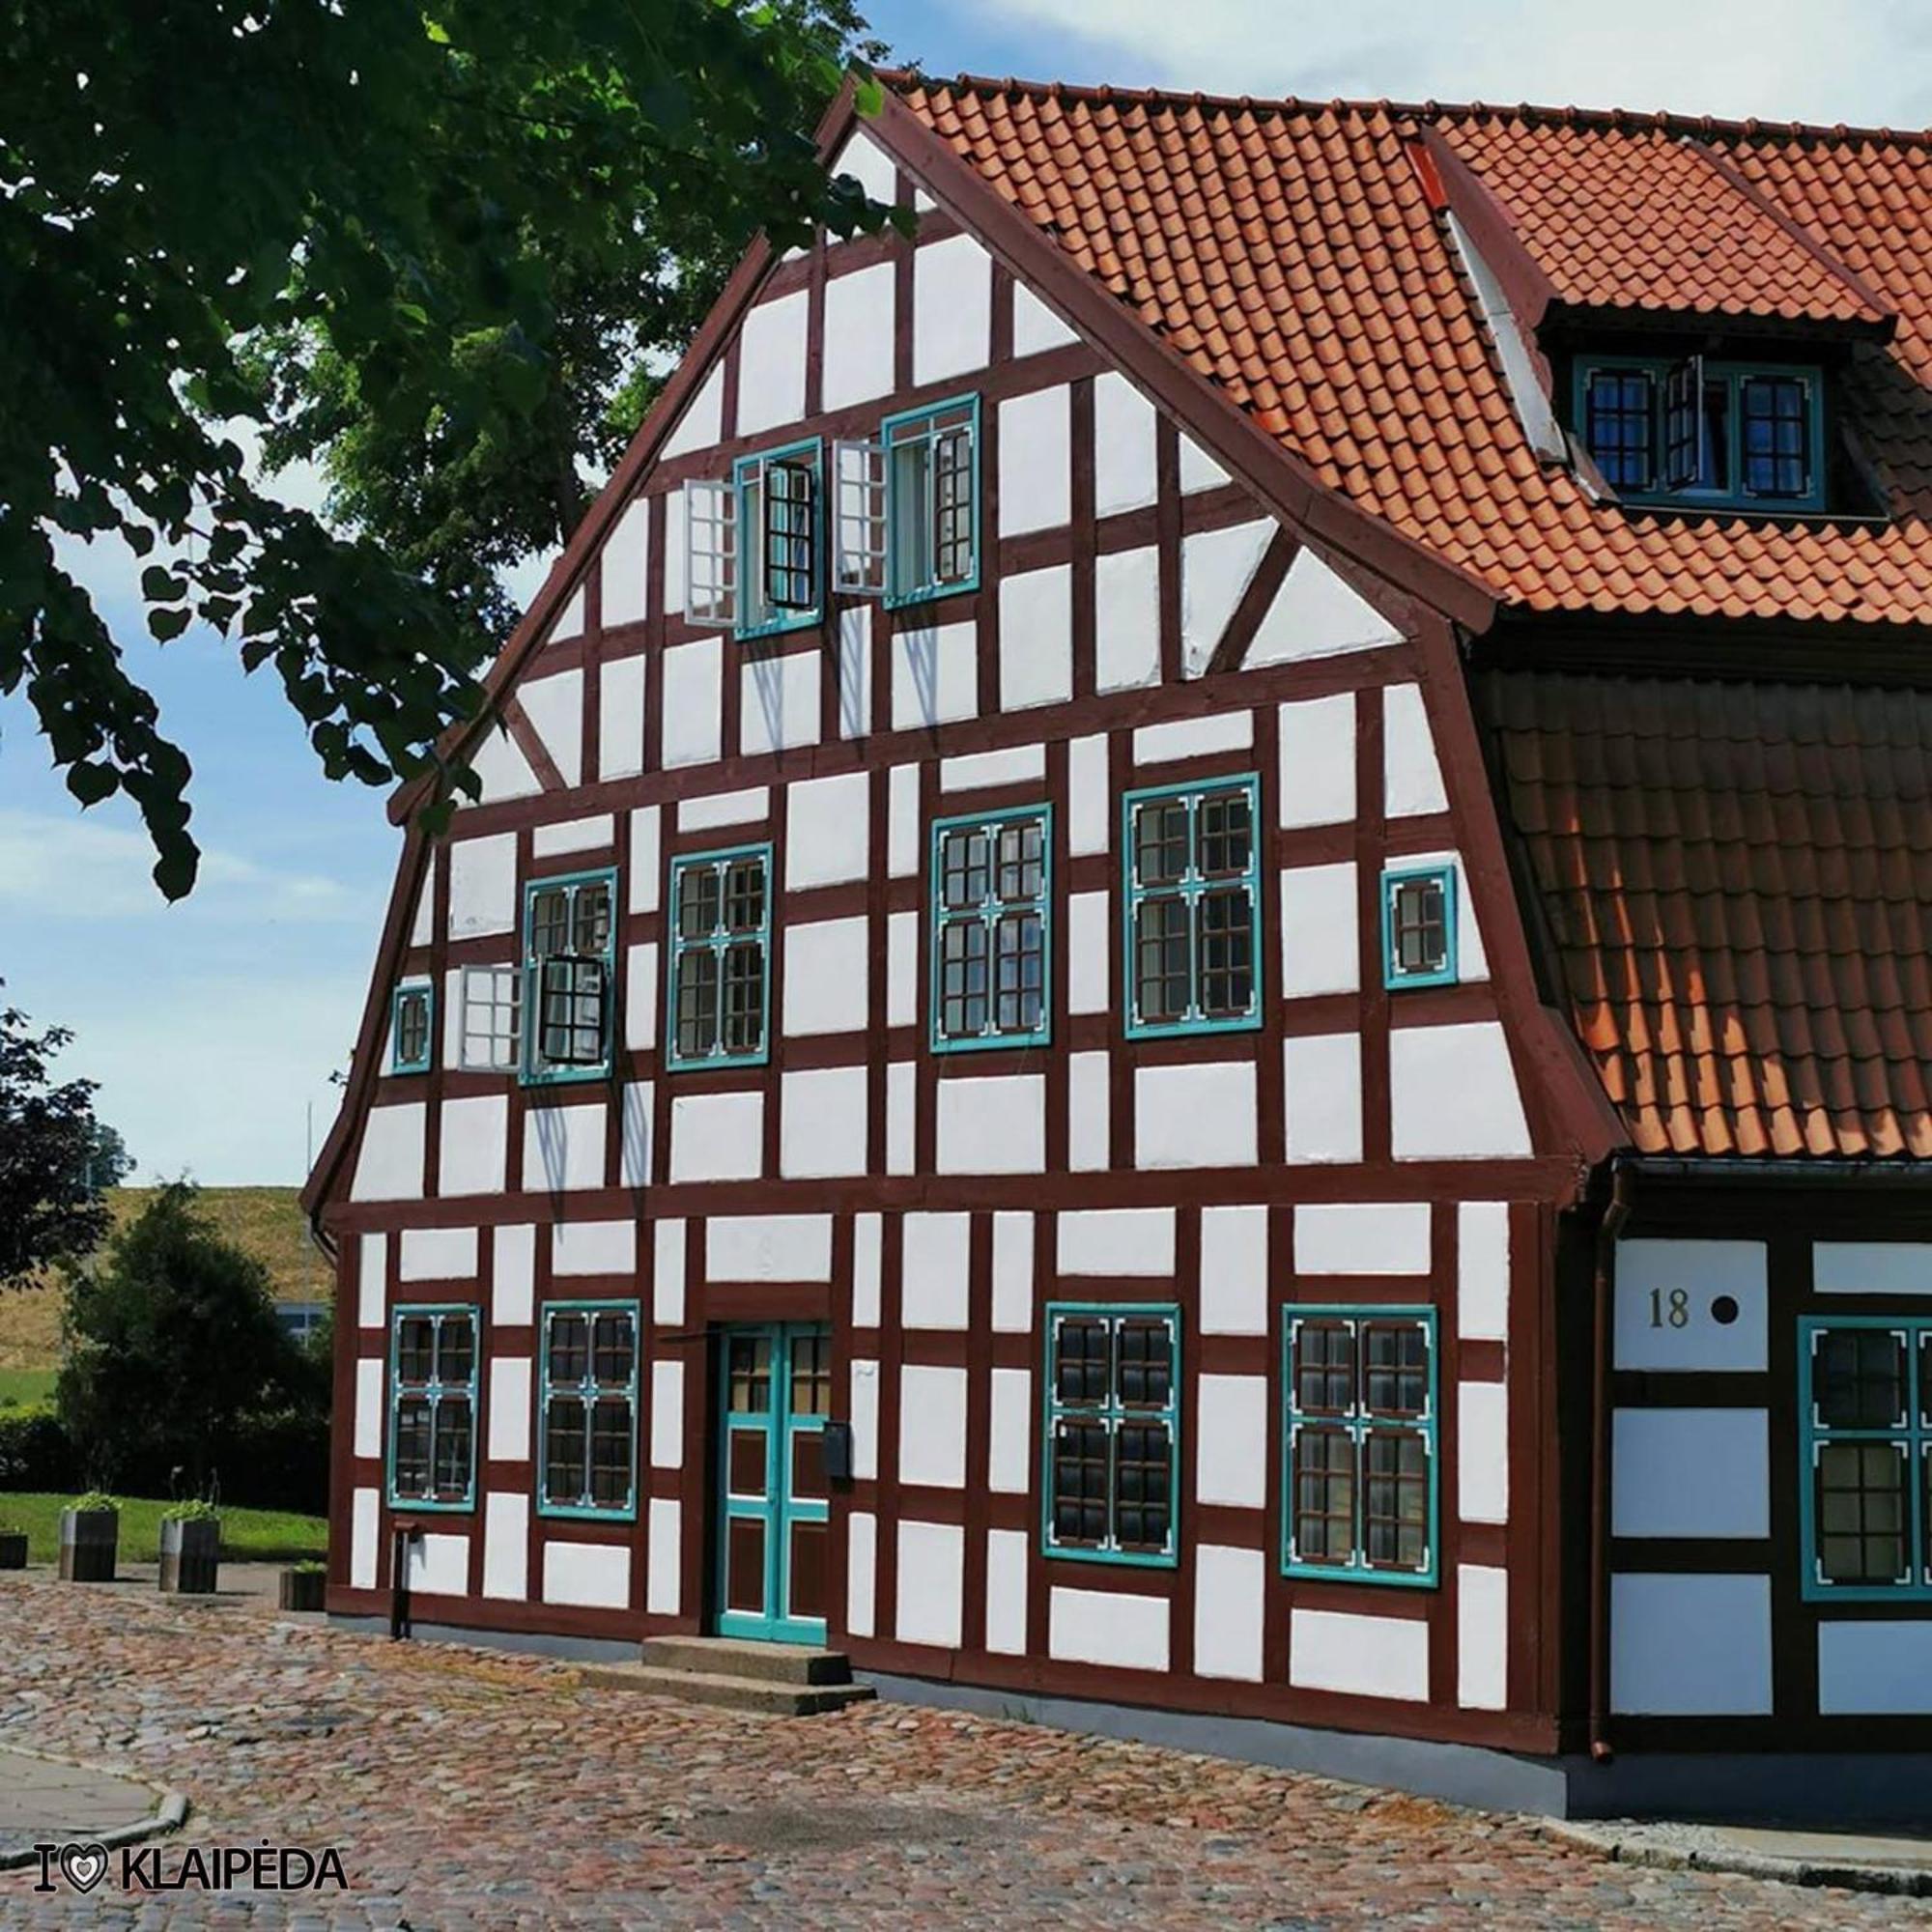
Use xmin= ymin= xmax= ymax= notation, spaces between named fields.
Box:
xmin=1282 ymin=1559 xmax=1440 ymax=1591
xmin=1041 ymin=1542 xmax=1179 ymax=1572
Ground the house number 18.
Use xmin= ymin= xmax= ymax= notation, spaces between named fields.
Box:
xmin=1649 ymin=1288 xmax=1690 ymax=1329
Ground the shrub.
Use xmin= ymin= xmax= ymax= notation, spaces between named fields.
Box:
xmin=70 ymin=1490 xmax=117 ymax=1514
xmin=0 ymin=1409 xmax=75 ymax=1491
xmin=160 ymin=1499 xmax=220 ymax=1522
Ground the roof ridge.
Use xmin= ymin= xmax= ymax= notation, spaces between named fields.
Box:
xmin=880 ymin=68 xmax=1932 ymax=151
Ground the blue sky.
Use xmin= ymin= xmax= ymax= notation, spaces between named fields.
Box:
xmin=5 ymin=0 xmax=1925 ymax=1183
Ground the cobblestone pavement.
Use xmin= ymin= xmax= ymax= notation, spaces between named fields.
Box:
xmin=1 ymin=1574 xmax=1925 ymax=1928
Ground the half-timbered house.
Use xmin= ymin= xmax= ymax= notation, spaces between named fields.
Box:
xmin=304 ymin=73 xmax=1932 ymax=1818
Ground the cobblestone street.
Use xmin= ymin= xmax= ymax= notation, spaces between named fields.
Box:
xmin=0 ymin=1575 xmax=1924 ymax=1927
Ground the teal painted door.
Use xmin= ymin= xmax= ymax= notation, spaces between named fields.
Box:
xmin=715 ymin=1324 xmax=832 ymax=1642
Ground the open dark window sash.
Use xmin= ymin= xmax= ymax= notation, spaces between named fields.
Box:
xmin=1661 ymin=354 xmax=1703 ymax=492
xmin=526 ymin=877 xmax=613 ymax=1072
xmin=761 ymin=456 xmax=818 ymax=611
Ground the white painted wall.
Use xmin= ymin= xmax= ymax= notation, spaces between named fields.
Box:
xmin=892 ymin=619 xmax=979 ymax=730
xmin=350 ymin=1488 xmax=380 ymax=1590
xmin=357 ymin=1233 xmax=386 ymax=1329
xmin=1068 ymin=1051 xmax=1110 ymax=1171
xmin=1290 ymin=1607 xmax=1430 ymax=1702
xmin=399 ymin=1225 xmax=478 ymax=1282
xmin=998 ymin=386 xmax=1070 ymax=534
xmin=1382 ymin=683 xmax=1449 ymax=817
xmin=520 ymin=670 xmax=583 ymax=787
xmin=785 ymin=771 xmax=870 ymax=890
xmin=629 ymin=806 xmax=662 ymax=915
xmin=603 ymin=499 xmax=651 ymax=631
xmin=1611 ymin=1574 xmax=1772 ymax=1715
xmin=661 ymin=363 xmax=723 ymax=459
xmin=913 ymin=235 xmax=992 ymax=386
xmin=902 ymin=1211 xmax=971 ymax=1329
xmin=661 ymin=639 xmax=723 ymax=768
xmin=1094 ymin=371 xmax=1159 ymax=514
xmin=542 ymin=1541 xmax=631 ymax=1610
xmin=1012 ymin=282 xmax=1077 ymax=355
xmin=1068 ymin=891 xmax=1110 ymax=1015
xmin=1067 ymin=735 xmax=1110 ymax=856
xmin=1612 ymin=1408 xmax=1769 ymax=1539
xmin=652 ymin=1219 xmax=685 ymax=1326
xmin=466 ymin=723 xmax=541 ymax=805
xmin=992 ymin=1212 xmax=1035 ymax=1332
xmin=1201 ymin=1205 xmax=1268 ymax=1336
xmin=898 ymin=1364 xmax=968 ymax=1489
xmin=1278 ymin=693 xmax=1357 ymax=829
xmin=1813 ymin=1242 xmax=1932 ymax=1295
xmin=352 ymin=1105 xmax=425 ymax=1203
xmin=849 ymin=1359 xmax=880 ymax=1481
xmin=1195 ymin=1374 xmax=1267 ymax=1509
xmin=707 ymin=1215 xmax=834 ymax=1283
xmin=988 ymin=1368 xmax=1031 ymax=1493
xmin=1458 ymin=1564 xmax=1509 ymax=1710
xmin=1294 ymin=1201 xmax=1432 ymax=1275
xmin=999 ymin=564 xmax=1073 ymax=710
xmin=1179 ymin=520 xmax=1270 ymax=678
xmin=735 ymin=288 xmax=807 ymax=436
xmin=1049 ymin=1586 xmax=1170 ymax=1671
xmin=838 ymin=605 xmax=871 ymax=740
xmin=779 ymin=1065 xmax=867 ymax=1178
xmin=782 ymin=917 xmax=869 ymax=1037
xmin=488 ymin=1356 xmax=530 ymax=1463
xmin=551 ymin=1219 xmax=636 ymax=1278
xmin=483 ymin=1492 xmax=528 ymax=1601
xmin=844 ymin=1509 xmax=876 ymax=1639
xmin=852 ymin=1213 xmax=882 ymax=1327
xmin=895 ymin=1519 xmax=965 ymax=1648
xmin=1283 ymin=1032 xmax=1365 ymax=1165
xmin=523 ymin=1102 xmax=607 ymax=1193
xmin=742 ymin=650 xmax=821 ymax=758
xmin=1134 ymin=1061 xmax=1257 ymax=1168
xmin=677 ymin=785 xmax=767 ymax=833
xmin=1818 ymin=1623 xmax=1932 ymax=1715
xmin=622 ymin=1079 xmax=655 ymax=1193
xmin=1613 ymin=1239 xmax=1767 ymax=1372
xmin=650 ymin=1359 xmax=684 ymax=1469
xmin=647 ymin=1500 xmax=681 ymax=1616
xmin=1458 ymin=1382 xmax=1510 ymax=1525
xmin=1095 ymin=547 xmax=1161 ymax=693
xmin=405 ymin=1531 xmax=469 ymax=1598
xmin=822 ymin=260 xmax=895 ymax=410
xmin=1458 ymin=1203 xmax=1511 ymax=1342
xmin=941 ymin=744 xmax=1044 ymax=791
xmin=1246 ymin=548 xmax=1403 ymax=664
xmin=1194 ymin=1545 xmax=1265 ymax=1682
xmin=1279 ymin=863 xmax=1359 ymax=998
xmin=494 ymin=1224 xmax=535 ymax=1325
xmin=1132 ymin=710 xmax=1252 ymax=765
xmin=531 ymin=812 xmax=615 ymax=860
xmin=1389 ymin=1022 xmax=1531 ymax=1159
xmin=937 ymin=1074 xmax=1047 ymax=1175
xmin=668 ymin=1091 xmax=763 ymax=1182
xmin=886 ymin=1060 xmax=915 ymax=1176
xmin=448 ymin=833 xmax=518 ymax=938
xmin=440 ymin=1094 xmax=508 ymax=1198
xmin=985 ymin=1527 xmax=1030 ymax=1654
xmin=354 ymin=1357 xmax=384 ymax=1459
xmin=1058 ymin=1208 xmax=1176 ymax=1277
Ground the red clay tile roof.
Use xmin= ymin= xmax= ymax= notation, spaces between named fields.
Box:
xmin=894 ymin=77 xmax=1932 ymax=629
xmin=1479 ymin=669 xmax=1932 ymax=1158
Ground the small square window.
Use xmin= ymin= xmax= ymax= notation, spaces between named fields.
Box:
xmin=390 ymin=982 xmax=434 ymax=1074
xmin=1381 ymin=866 xmax=1458 ymax=989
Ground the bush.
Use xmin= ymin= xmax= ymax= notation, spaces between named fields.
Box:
xmin=0 ymin=1409 xmax=76 ymax=1492
xmin=160 ymin=1498 xmax=219 ymax=1522
xmin=70 ymin=1490 xmax=117 ymax=1514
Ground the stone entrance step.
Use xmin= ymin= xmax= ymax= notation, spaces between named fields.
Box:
xmin=640 ymin=1635 xmax=857 ymax=1687
xmin=578 ymin=1637 xmax=876 ymax=1717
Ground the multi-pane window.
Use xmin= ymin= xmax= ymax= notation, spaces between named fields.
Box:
xmin=522 ymin=871 xmax=616 ymax=1084
xmin=1577 ymin=357 xmax=1822 ymax=509
xmin=458 ymin=964 xmax=521 ymax=1072
xmin=390 ymin=981 xmax=434 ymax=1075
xmin=1044 ymin=1306 xmax=1180 ymax=1567
xmin=668 ymin=845 xmax=771 ymax=1070
xmin=1381 ymin=865 xmax=1458 ymax=988
xmin=389 ymin=1306 xmax=479 ymax=1511
xmin=1123 ymin=776 xmax=1262 ymax=1038
xmin=1284 ymin=1308 xmax=1437 ymax=1586
xmin=683 ymin=440 xmax=824 ymax=639
xmin=931 ymin=808 xmax=1051 ymax=1051
xmin=835 ymin=397 xmax=980 ymax=605
xmin=539 ymin=1302 xmax=639 ymax=1519
xmin=1801 ymin=1318 xmax=1932 ymax=1601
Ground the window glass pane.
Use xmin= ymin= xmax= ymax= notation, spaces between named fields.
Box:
xmin=1742 ymin=376 xmax=1809 ymax=497
xmin=396 ymin=989 xmax=430 ymax=1066
xmin=437 ymin=1315 xmax=474 ymax=1389
xmin=1363 ymin=1321 xmax=1429 ymax=1418
xmin=546 ymin=1397 xmax=585 ymax=1504
xmin=1116 ymin=1318 xmax=1173 ymax=1408
xmin=1133 ymin=800 xmax=1189 ymax=889
xmin=1293 ymin=1321 xmax=1354 ymax=1414
xmin=724 ymin=859 xmax=765 ymax=934
xmin=1293 ymin=1425 xmax=1353 ymax=1563
xmin=394 ymin=1397 xmax=432 ymax=1495
xmin=934 ymin=424 xmax=974 ymax=582
xmin=1134 ymin=895 xmax=1191 ymax=1024
xmin=1364 ymin=1429 xmax=1430 ymax=1570
xmin=890 ymin=436 xmax=933 ymax=593
xmin=548 ymin=1312 xmax=588 ymax=1386
xmin=1052 ymin=1419 xmax=1110 ymax=1546
xmin=571 ymin=881 xmax=611 ymax=956
xmin=1195 ymin=787 xmax=1252 ymax=877
xmin=722 ymin=941 xmax=765 ymax=1054
xmin=432 ymin=1396 xmax=472 ymax=1500
xmin=1584 ymin=368 xmax=1654 ymax=490
xmin=591 ymin=1312 xmax=635 ymax=1387
xmin=996 ymin=817 xmax=1044 ymax=901
xmin=994 ymin=911 xmax=1044 ymax=1034
xmin=1113 ymin=1420 xmax=1172 ymax=1550
xmin=1197 ymin=887 xmax=1254 ymax=1018
xmin=1054 ymin=1317 xmax=1111 ymax=1405
xmin=589 ymin=1398 xmax=632 ymax=1507
xmin=790 ymin=1330 xmax=832 ymax=1418
xmin=675 ymin=947 xmax=719 ymax=1060
xmin=1816 ymin=1327 xmax=1906 ymax=1430
xmin=397 ymin=1317 xmax=436 ymax=1385
xmin=1816 ymin=1439 xmax=1909 ymax=1584
xmin=727 ymin=1334 xmax=772 ymax=1414
xmin=678 ymin=863 xmax=721 ymax=941
xmin=1392 ymin=875 xmax=1449 ymax=977
xmin=530 ymin=888 xmax=570 ymax=959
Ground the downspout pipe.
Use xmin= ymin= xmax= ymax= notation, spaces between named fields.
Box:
xmin=1588 ymin=1160 xmax=1635 ymax=1763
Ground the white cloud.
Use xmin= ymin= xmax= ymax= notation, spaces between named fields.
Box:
xmin=975 ymin=0 xmax=1932 ymax=127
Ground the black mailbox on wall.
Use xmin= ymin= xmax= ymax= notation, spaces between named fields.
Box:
xmin=821 ymin=1421 xmax=855 ymax=1483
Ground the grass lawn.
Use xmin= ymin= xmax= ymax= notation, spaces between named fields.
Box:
xmin=0 ymin=1368 xmax=55 ymax=1414
xmin=0 ymin=1493 xmax=327 ymax=1567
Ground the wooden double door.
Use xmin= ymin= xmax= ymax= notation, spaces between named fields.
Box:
xmin=714 ymin=1323 xmax=832 ymax=1643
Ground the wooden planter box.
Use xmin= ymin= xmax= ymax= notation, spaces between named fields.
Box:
xmin=158 ymin=1518 xmax=219 ymax=1595
xmin=58 ymin=1508 xmax=118 ymax=1582
xmin=278 ymin=1567 xmax=327 ymax=1612
xmin=0 ymin=1532 xmax=27 ymax=1571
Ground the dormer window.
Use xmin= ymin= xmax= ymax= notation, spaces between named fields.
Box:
xmin=1576 ymin=356 xmax=1824 ymax=512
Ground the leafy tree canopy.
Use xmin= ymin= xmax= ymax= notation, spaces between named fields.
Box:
xmin=2 ymin=1 xmax=894 ymax=898
xmin=0 ymin=989 xmax=124 ymax=1285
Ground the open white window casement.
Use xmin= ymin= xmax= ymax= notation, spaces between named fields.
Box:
xmin=833 ymin=440 xmax=888 ymax=595
xmin=683 ymin=477 xmax=737 ymax=628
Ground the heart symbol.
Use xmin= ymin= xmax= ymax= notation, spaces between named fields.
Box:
xmin=61 ymin=1843 xmax=108 ymax=1892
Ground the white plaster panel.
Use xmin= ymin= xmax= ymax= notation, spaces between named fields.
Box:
xmin=902 ymin=1211 xmax=971 ymax=1329
xmin=898 ymin=1364 xmax=968 ymax=1490
xmin=677 ymin=784 xmax=768 ymax=833
xmin=985 ymin=1527 xmax=1030 ymax=1654
xmin=493 ymin=1224 xmax=534 ymax=1325
xmin=600 ymin=654 xmax=647 ymax=780
xmin=661 ymin=484 xmax=686 ymax=614
xmin=992 ymin=1212 xmax=1035 ymax=1333
xmin=629 ymin=806 xmax=662 ymax=915
xmin=483 ymin=1492 xmax=528 ymax=1601
xmin=410 ymin=868 xmax=435 ymax=949
xmin=1196 ymin=1374 xmax=1268 ymax=1508
xmin=779 ymin=1065 xmax=867 ymax=1178
xmin=1180 ymin=520 xmax=1271 ymax=678
xmin=1613 ymin=1239 xmax=1767 ymax=1372
xmin=551 ymin=1219 xmax=636 ymax=1279
xmin=1068 ymin=733 xmax=1109 ymax=856
xmin=829 ymin=128 xmax=898 ymax=204
xmin=1247 ymin=548 xmax=1404 ymax=664
xmin=1068 ymin=891 xmax=1110 ymax=1015
xmin=1134 ymin=1061 xmax=1257 ymax=1169
xmin=448 ymin=833 xmax=518 ymax=939
xmin=853 ymin=1213 xmax=882 ymax=1328
xmin=1290 ymin=1607 xmax=1431 ymax=1702
xmin=887 ymin=910 xmax=918 ymax=1029
xmin=668 ymin=1091 xmax=763 ymax=1182
xmin=1611 ymin=1574 xmax=1772 ymax=1715
xmin=523 ymin=1102 xmax=608 ymax=1193
xmin=1612 ymin=1407 xmax=1768 ymax=1540
xmin=998 ymin=385 xmax=1070 ymax=535
xmin=1459 ymin=1203 xmax=1511 ymax=1343
xmin=895 ymin=1519 xmax=965 ymax=1649
xmin=662 ymin=363 xmax=723 ymax=458
xmin=735 ymin=288 xmax=808 ymax=437
xmin=1458 ymin=1381 xmax=1510 ymax=1525
xmin=940 ymin=744 xmax=1045 ymax=791
xmin=519 ymin=670 xmax=582 ymax=788
xmin=1012 ymin=281 xmax=1077 ymax=355
xmin=886 ymin=1061 xmax=916 ymax=1175
xmin=782 ymin=917 xmax=869 ymax=1036
xmin=999 ymin=563 xmax=1073 ymax=711
xmin=532 ymin=812 xmax=615 ymax=859
xmin=399 ymin=1226 xmax=478 ymax=1281
xmin=844 ymin=1508 xmax=876 ymax=1639
xmin=466 ymin=722 xmax=541 ymax=805
xmin=1283 ymin=1032 xmax=1364 ymax=1165
xmin=913 ymin=234 xmax=992 ymax=386
xmin=1069 ymin=1052 xmax=1111 ymax=1174
xmin=741 ymin=651 xmax=821 ymax=759
xmin=892 ymin=618 xmax=978 ymax=729
xmin=487 ymin=1355 xmax=529 ymax=1463
xmin=661 ymin=638 xmax=723 ymax=768
xmin=652 ymin=1218 xmax=685 ymax=1326
xmin=647 ymin=1499 xmax=681 ymax=1616
xmin=937 ymin=1075 xmax=1047 ymax=1175
xmin=1294 ymin=1201 xmax=1432 ymax=1275
xmin=603 ymin=497 xmax=651 ymax=630
xmin=988 ymin=1368 xmax=1032 ymax=1494
xmin=1094 ymin=371 xmax=1159 ymax=514
xmin=1390 ymin=1022 xmax=1531 ymax=1160
xmin=1458 ymin=1564 xmax=1509 ymax=1711
xmin=1383 ymin=682 xmax=1449 ymax=817
xmin=822 ymin=260 xmax=895 ymax=410
xmin=650 ymin=1359 xmax=684 ymax=1470
xmin=542 ymin=1541 xmax=631 ymax=1610
xmin=1179 ymin=433 xmax=1231 ymax=493
xmin=1814 ymin=1242 xmax=1932 ymax=1295
xmin=1095 ymin=545 xmax=1161 ymax=693
xmin=1278 ymin=693 xmax=1357 ymax=830
xmin=439 ymin=1094 xmax=508 ymax=1199
xmin=785 ymin=771 xmax=870 ymax=890
xmin=353 ymin=1356 xmax=384 ymax=1460
xmin=357 ymin=1233 xmax=387 ymax=1329
xmin=850 ymin=1359 xmax=880 ymax=1481
xmin=350 ymin=1488 xmax=380 ymax=1591
xmin=1049 ymin=1586 xmax=1171 ymax=1671
xmin=1818 ymin=1623 xmax=1932 ymax=1714
xmin=1132 ymin=710 xmax=1254 ymax=766
xmin=838 ymin=604 xmax=871 ymax=740
xmin=352 ymin=1104 xmax=425 ymax=1203
xmin=887 ymin=763 xmax=920 ymax=876
xmin=1280 ymin=863 xmax=1360 ymax=998
xmin=1058 ymin=1208 xmax=1176 ymax=1277
xmin=1201 ymin=1205 xmax=1268 ymax=1336
xmin=707 ymin=1215 xmax=834 ymax=1284
xmin=1195 ymin=1545 xmax=1265 ymax=1682
xmin=406 ymin=1531 xmax=469 ymax=1599
xmin=624 ymin=945 xmax=659 ymax=1055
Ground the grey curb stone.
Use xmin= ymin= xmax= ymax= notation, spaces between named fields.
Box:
xmin=0 ymin=1745 xmax=190 ymax=1872
xmin=1537 ymin=1819 xmax=1932 ymax=1900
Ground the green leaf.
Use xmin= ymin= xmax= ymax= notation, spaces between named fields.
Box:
xmin=148 ymin=608 xmax=193 ymax=643
xmin=141 ymin=567 xmax=186 ymax=602
xmin=65 ymin=763 xmax=119 ymax=808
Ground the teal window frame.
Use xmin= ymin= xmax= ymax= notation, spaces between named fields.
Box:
xmin=1799 ymin=1315 xmax=1932 ymax=1604
xmin=665 ymin=842 xmax=773 ymax=1073
xmin=1041 ymin=1301 xmax=1181 ymax=1570
xmin=1573 ymin=355 xmax=1827 ymax=512
xmin=386 ymin=1303 xmax=481 ymax=1515
xmin=732 ymin=436 xmax=823 ymax=640
xmin=536 ymin=1298 xmax=641 ymax=1522
xmin=1282 ymin=1305 xmax=1439 ymax=1589
xmin=882 ymin=393 xmax=980 ymax=608
xmin=389 ymin=979 xmax=435 ymax=1075
xmin=1121 ymin=773 xmax=1263 ymax=1040
xmin=928 ymin=803 xmax=1052 ymax=1054
xmin=1380 ymin=864 xmax=1459 ymax=990
xmin=519 ymin=867 xmax=618 ymax=1089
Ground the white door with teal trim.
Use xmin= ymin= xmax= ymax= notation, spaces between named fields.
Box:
xmin=716 ymin=1324 xmax=831 ymax=1642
